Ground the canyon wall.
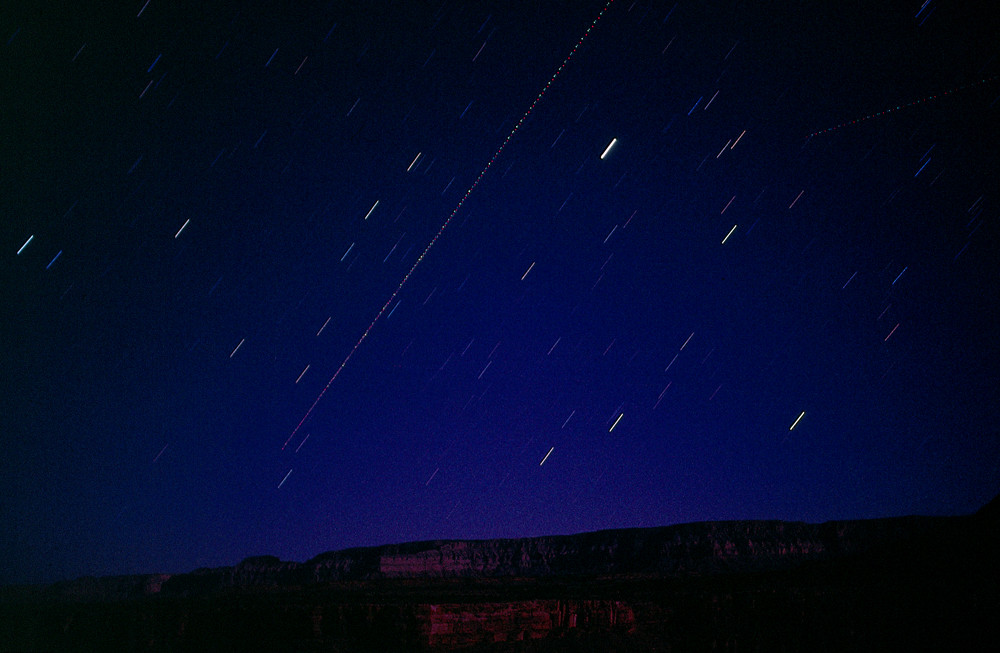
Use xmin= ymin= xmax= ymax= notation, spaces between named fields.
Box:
xmin=2 ymin=506 xmax=996 ymax=651
xmin=14 ymin=514 xmax=950 ymax=603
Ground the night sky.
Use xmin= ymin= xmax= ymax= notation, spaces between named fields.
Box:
xmin=3 ymin=0 xmax=999 ymax=585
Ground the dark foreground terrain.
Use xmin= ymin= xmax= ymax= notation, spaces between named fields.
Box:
xmin=3 ymin=497 xmax=998 ymax=651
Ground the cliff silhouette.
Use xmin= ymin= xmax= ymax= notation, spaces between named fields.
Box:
xmin=2 ymin=498 xmax=998 ymax=651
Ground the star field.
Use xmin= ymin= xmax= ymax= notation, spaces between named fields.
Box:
xmin=2 ymin=0 xmax=998 ymax=584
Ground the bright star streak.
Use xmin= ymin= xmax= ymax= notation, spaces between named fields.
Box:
xmin=600 ymin=137 xmax=617 ymax=159
xmin=892 ymin=266 xmax=908 ymax=285
xmin=229 ymin=338 xmax=245 ymax=358
xmin=17 ymin=235 xmax=33 ymax=255
xmin=45 ymin=251 xmax=62 ymax=270
xmin=788 ymin=190 xmax=805 ymax=209
xmin=294 ymin=433 xmax=310 ymax=453
xmin=789 ymin=411 xmax=805 ymax=430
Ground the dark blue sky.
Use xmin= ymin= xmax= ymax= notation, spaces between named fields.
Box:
xmin=3 ymin=0 xmax=998 ymax=585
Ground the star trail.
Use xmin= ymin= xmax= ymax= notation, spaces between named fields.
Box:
xmin=2 ymin=0 xmax=998 ymax=585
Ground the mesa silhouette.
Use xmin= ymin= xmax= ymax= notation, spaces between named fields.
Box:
xmin=3 ymin=497 xmax=998 ymax=651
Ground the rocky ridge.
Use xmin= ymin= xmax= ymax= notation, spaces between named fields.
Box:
xmin=11 ymin=515 xmax=949 ymax=603
xmin=2 ymin=502 xmax=997 ymax=651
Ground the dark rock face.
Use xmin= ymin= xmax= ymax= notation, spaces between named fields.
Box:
xmin=18 ymin=515 xmax=951 ymax=602
xmin=2 ymin=508 xmax=998 ymax=651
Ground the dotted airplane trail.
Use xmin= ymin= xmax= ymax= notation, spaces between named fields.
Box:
xmin=282 ymin=0 xmax=618 ymax=449
xmin=808 ymin=75 xmax=999 ymax=137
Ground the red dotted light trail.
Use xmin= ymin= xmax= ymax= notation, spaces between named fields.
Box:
xmin=808 ymin=75 xmax=998 ymax=137
xmin=283 ymin=0 xmax=617 ymax=448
